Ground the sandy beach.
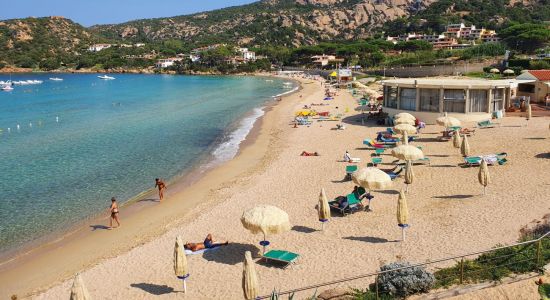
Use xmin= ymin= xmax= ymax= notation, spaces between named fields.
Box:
xmin=2 ymin=75 xmax=550 ymax=299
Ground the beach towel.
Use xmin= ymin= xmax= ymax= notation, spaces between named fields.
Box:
xmin=185 ymin=246 xmax=222 ymax=255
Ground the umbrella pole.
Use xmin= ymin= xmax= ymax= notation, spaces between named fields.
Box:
xmin=484 ymin=185 xmax=486 ymax=195
xmin=401 ymin=227 xmax=406 ymax=241
xmin=183 ymin=278 xmax=187 ymax=293
xmin=262 ymin=233 xmax=266 ymax=254
xmin=406 ymin=183 xmax=409 ymax=193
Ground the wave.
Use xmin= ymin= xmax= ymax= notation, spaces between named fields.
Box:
xmin=273 ymin=85 xmax=299 ymax=98
xmin=209 ymin=107 xmax=265 ymax=165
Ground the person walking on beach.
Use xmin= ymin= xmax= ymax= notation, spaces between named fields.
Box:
xmin=155 ymin=178 xmax=166 ymax=202
xmin=109 ymin=197 xmax=120 ymax=229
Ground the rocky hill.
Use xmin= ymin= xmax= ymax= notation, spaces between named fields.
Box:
xmin=90 ymin=0 xmax=436 ymax=47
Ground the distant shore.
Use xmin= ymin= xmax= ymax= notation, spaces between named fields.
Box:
xmin=0 ymin=66 xmax=269 ymax=76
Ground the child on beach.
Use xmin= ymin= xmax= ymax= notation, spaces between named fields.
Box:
xmin=109 ymin=197 xmax=120 ymax=229
xmin=155 ymin=178 xmax=166 ymax=202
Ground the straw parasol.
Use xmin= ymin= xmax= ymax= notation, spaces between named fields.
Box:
xmin=397 ymin=189 xmax=409 ymax=241
xmin=242 ymin=251 xmax=259 ymax=300
xmin=452 ymin=130 xmax=462 ymax=148
xmin=490 ymin=68 xmax=500 ymax=73
xmin=318 ymin=188 xmax=330 ymax=230
xmin=478 ymin=159 xmax=491 ymax=195
xmin=503 ymin=69 xmax=515 ymax=75
xmin=391 ymin=145 xmax=424 ymax=161
xmin=460 ymin=134 xmax=470 ymax=157
xmin=174 ymin=236 xmax=190 ymax=293
xmin=394 ymin=123 xmax=417 ymax=135
xmin=394 ymin=118 xmax=415 ymax=126
xmin=241 ymin=205 xmax=291 ymax=254
xmin=394 ymin=112 xmax=415 ymax=120
xmin=404 ymin=160 xmax=414 ymax=193
xmin=70 ymin=274 xmax=91 ymax=300
xmin=436 ymin=113 xmax=461 ymax=128
xmin=352 ymin=167 xmax=392 ymax=190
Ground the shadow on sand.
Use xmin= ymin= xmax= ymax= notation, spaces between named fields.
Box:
xmin=535 ymin=153 xmax=550 ymax=159
xmin=433 ymin=195 xmax=474 ymax=199
xmin=292 ymin=225 xmax=317 ymax=234
xmin=90 ymin=225 xmax=110 ymax=231
xmin=137 ymin=198 xmax=159 ymax=203
xmin=343 ymin=236 xmax=398 ymax=244
xmin=130 ymin=283 xmax=174 ymax=295
xmin=202 ymin=243 xmax=259 ymax=265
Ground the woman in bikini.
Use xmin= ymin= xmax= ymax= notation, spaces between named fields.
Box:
xmin=155 ymin=178 xmax=166 ymax=202
xmin=109 ymin=197 xmax=121 ymax=229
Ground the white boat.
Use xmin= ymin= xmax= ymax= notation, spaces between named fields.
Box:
xmin=98 ymin=75 xmax=115 ymax=80
xmin=2 ymin=85 xmax=14 ymax=91
xmin=49 ymin=77 xmax=63 ymax=81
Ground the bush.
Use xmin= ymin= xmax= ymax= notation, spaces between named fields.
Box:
xmin=530 ymin=60 xmax=550 ymax=70
xmin=377 ymin=262 xmax=435 ymax=297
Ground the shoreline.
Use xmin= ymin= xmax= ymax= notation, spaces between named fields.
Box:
xmin=0 ymin=74 xmax=305 ymax=298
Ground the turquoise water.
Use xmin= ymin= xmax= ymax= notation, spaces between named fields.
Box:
xmin=0 ymin=73 xmax=296 ymax=253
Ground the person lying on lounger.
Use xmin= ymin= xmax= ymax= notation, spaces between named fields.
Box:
xmin=300 ymin=151 xmax=319 ymax=156
xmin=184 ymin=234 xmax=229 ymax=252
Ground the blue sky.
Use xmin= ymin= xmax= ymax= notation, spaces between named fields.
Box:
xmin=0 ymin=0 xmax=258 ymax=26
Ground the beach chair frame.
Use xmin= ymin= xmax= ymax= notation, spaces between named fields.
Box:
xmin=262 ymin=250 xmax=300 ymax=269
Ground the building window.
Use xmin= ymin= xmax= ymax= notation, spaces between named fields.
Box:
xmin=492 ymin=88 xmax=504 ymax=112
xmin=386 ymin=86 xmax=398 ymax=108
xmin=399 ymin=88 xmax=416 ymax=111
xmin=469 ymin=89 xmax=488 ymax=112
xmin=419 ymin=89 xmax=439 ymax=112
xmin=518 ymin=84 xmax=535 ymax=93
xmin=444 ymin=89 xmax=465 ymax=113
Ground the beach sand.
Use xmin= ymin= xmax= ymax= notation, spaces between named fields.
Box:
xmin=2 ymin=76 xmax=550 ymax=299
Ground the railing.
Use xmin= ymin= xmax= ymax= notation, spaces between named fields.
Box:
xmin=257 ymin=231 xmax=550 ymax=299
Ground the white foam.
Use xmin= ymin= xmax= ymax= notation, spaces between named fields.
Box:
xmin=209 ymin=107 xmax=265 ymax=165
xmin=273 ymin=85 xmax=299 ymax=98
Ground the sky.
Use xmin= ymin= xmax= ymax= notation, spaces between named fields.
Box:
xmin=0 ymin=0 xmax=258 ymax=27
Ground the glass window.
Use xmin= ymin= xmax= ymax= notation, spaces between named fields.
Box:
xmin=399 ymin=88 xmax=416 ymax=111
xmin=386 ymin=86 xmax=398 ymax=108
xmin=419 ymin=89 xmax=439 ymax=112
xmin=444 ymin=89 xmax=465 ymax=113
xmin=469 ymin=89 xmax=488 ymax=112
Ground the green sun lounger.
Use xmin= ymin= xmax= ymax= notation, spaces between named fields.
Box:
xmin=329 ymin=193 xmax=363 ymax=215
xmin=477 ymin=120 xmax=499 ymax=128
xmin=372 ymin=157 xmax=382 ymax=165
xmin=374 ymin=148 xmax=385 ymax=156
xmin=262 ymin=250 xmax=300 ymax=268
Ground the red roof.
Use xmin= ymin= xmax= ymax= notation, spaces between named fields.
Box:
xmin=528 ymin=70 xmax=550 ymax=81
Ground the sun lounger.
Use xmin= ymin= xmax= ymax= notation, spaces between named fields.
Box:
xmin=463 ymin=153 xmax=507 ymax=167
xmin=395 ymin=158 xmax=431 ymax=166
xmin=185 ymin=246 xmax=221 ymax=255
xmin=329 ymin=193 xmax=363 ymax=215
xmin=477 ymin=120 xmax=500 ymax=128
xmin=345 ymin=165 xmax=358 ymax=181
xmin=385 ymin=166 xmax=403 ymax=180
xmin=363 ymin=138 xmax=396 ymax=149
xmin=262 ymin=250 xmax=300 ymax=268
xmin=372 ymin=157 xmax=382 ymax=165
xmin=374 ymin=148 xmax=385 ymax=156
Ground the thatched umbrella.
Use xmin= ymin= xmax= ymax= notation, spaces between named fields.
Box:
xmin=503 ymin=69 xmax=515 ymax=75
xmin=394 ymin=124 xmax=417 ymax=135
xmin=70 ymin=274 xmax=91 ymax=300
xmin=397 ymin=189 xmax=409 ymax=241
xmin=242 ymin=251 xmax=259 ymax=300
xmin=241 ymin=205 xmax=291 ymax=254
xmin=391 ymin=145 xmax=424 ymax=161
xmin=318 ymin=188 xmax=330 ymax=230
xmin=395 ymin=112 xmax=415 ymax=120
xmin=478 ymin=159 xmax=491 ymax=195
xmin=404 ymin=160 xmax=415 ymax=193
xmin=174 ymin=236 xmax=190 ymax=293
xmin=490 ymin=68 xmax=500 ymax=74
xmin=352 ymin=167 xmax=392 ymax=210
xmin=436 ymin=113 xmax=461 ymax=129
xmin=395 ymin=118 xmax=415 ymax=126
xmin=460 ymin=134 xmax=470 ymax=157
xmin=452 ymin=130 xmax=462 ymax=148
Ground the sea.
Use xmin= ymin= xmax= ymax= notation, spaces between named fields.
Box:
xmin=0 ymin=73 xmax=298 ymax=254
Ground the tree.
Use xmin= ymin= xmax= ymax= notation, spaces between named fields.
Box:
xmin=500 ymin=23 xmax=550 ymax=53
xmin=395 ymin=40 xmax=433 ymax=52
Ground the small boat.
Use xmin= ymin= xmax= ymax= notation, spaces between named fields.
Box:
xmin=49 ymin=77 xmax=63 ymax=81
xmin=98 ymin=75 xmax=115 ymax=80
xmin=2 ymin=85 xmax=14 ymax=91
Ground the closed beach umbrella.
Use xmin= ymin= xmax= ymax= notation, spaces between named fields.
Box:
xmin=394 ymin=112 xmax=415 ymax=120
xmin=404 ymin=160 xmax=415 ymax=193
xmin=70 ymin=274 xmax=91 ymax=300
xmin=452 ymin=130 xmax=462 ymax=148
xmin=394 ymin=123 xmax=417 ymax=135
xmin=391 ymin=145 xmax=424 ymax=161
xmin=460 ymin=134 xmax=470 ymax=157
xmin=490 ymin=68 xmax=500 ymax=73
xmin=174 ymin=236 xmax=190 ymax=293
xmin=478 ymin=159 xmax=491 ymax=195
xmin=318 ymin=188 xmax=330 ymax=230
xmin=397 ymin=189 xmax=409 ymax=241
xmin=241 ymin=205 xmax=291 ymax=254
xmin=436 ymin=113 xmax=461 ymax=128
xmin=242 ymin=251 xmax=259 ymax=300
xmin=395 ymin=118 xmax=415 ymax=126
xmin=352 ymin=167 xmax=392 ymax=190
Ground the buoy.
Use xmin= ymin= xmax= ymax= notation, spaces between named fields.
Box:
xmin=7 ymin=128 xmax=11 ymax=133
xmin=29 ymin=122 xmax=32 ymax=128
xmin=56 ymin=116 xmax=59 ymax=123
xmin=17 ymin=124 xmax=20 ymax=130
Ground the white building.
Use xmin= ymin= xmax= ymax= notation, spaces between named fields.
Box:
xmin=88 ymin=44 xmax=112 ymax=52
xmin=238 ymin=48 xmax=256 ymax=61
xmin=155 ymin=58 xmax=183 ymax=69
